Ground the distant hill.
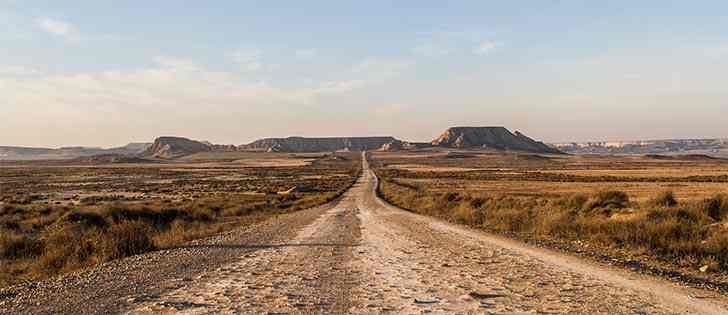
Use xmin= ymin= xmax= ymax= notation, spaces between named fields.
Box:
xmin=431 ymin=127 xmax=563 ymax=154
xmin=142 ymin=136 xmax=213 ymax=159
xmin=240 ymin=136 xmax=402 ymax=152
xmin=0 ymin=143 xmax=151 ymax=161
xmin=553 ymin=139 xmax=728 ymax=157
xmin=1 ymin=126 xmax=564 ymax=159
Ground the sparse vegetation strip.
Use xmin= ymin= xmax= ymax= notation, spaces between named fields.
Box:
xmin=375 ymin=169 xmax=728 ymax=292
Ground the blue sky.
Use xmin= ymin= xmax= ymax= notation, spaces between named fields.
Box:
xmin=2 ymin=1 xmax=728 ymax=147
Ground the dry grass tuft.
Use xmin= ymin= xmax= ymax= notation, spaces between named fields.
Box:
xmin=649 ymin=190 xmax=679 ymax=207
xmin=98 ymin=221 xmax=156 ymax=261
xmin=700 ymin=194 xmax=728 ymax=221
xmin=584 ymin=191 xmax=630 ymax=212
xmin=0 ymin=232 xmax=44 ymax=259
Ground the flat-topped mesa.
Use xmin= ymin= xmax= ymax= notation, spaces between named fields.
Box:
xmin=143 ymin=136 xmax=212 ymax=159
xmin=432 ymin=126 xmax=563 ymax=154
xmin=240 ymin=136 xmax=402 ymax=153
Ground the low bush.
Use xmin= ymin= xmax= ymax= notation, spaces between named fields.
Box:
xmin=700 ymin=194 xmax=728 ymax=221
xmin=649 ymin=190 xmax=678 ymax=207
xmin=98 ymin=221 xmax=156 ymax=261
xmin=0 ymin=232 xmax=44 ymax=259
xmin=58 ymin=211 xmax=108 ymax=229
xmin=555 ymin=193 xmax=588 ymax=210
xmin=583 ymin=190 xmax=630 ymax=212
xmin=37 ymin=225 xmax=99 ymax=274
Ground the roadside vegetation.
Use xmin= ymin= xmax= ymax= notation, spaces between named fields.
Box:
xmin=371 ymin=150 xmax=728 ymax=285
xmin=378 ymin=178 xmax=728 ymax=272
xmin=0 ymin=152 xmax=360 ymax=287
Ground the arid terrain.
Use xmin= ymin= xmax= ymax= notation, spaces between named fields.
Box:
xmin=372 ymin=149 xmax=728 ymax=291
xmin=1 ymin=151 xmax=728 ymax=314
xmin=0 ymin=152 xmax=360 ymax=288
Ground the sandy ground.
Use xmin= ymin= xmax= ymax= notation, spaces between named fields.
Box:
xmin=4 ymin=154 xmax=728 ymax=314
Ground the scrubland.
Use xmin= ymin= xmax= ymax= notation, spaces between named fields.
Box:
xmin=372 ymin=150 xmax=728 ymax=288
xmin=0 ymin=152 xmax=360 ymax=287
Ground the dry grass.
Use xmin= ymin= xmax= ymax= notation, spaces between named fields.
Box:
xmin=372 ymin=150 xmax=728 ymax=275
xmin=391 ymin=178 xmax=728 ymax=202
xmin=378 ymin=177 xmax=728 ymax=272
xmin=0 ymin=152 xmax=361 ymax=287
xmin=540 ymin=168 xmax=728 ymax=178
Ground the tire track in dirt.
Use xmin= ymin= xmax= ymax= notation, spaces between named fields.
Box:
xmin=127 ymin=194 xmax=363 ymax=314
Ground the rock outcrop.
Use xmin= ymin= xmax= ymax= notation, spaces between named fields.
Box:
xmin=431 ymin=127 xmax=563 ymax=154
xmin=240 ymin=137 xmax=402 ymax=153
xmin=143 ymin=136 xmax=212 ymax=159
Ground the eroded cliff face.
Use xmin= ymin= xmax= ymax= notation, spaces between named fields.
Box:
xmin=240 ymin=137 xmax=402 ymax=152
xmin=431 ymin=127 xmax=563 ymax=154
xmin=143 ymin=136 xmax=212 ymax=159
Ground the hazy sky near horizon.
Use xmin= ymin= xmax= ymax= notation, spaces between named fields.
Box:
xmin=2 ymin=1 xmax=728 ymax=148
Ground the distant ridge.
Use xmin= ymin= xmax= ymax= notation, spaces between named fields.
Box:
xmin=240 ymin=136 xmax=400 ymax=153
xmin=0 ymin=143 xmax=151 ymax=161
xmin=2 ymin=126 xmax=562 ymax=160
xmin=142 ymin=136 xmax=213 ymax=159
xmin=431 ymin=127 xmax=563 ymax=154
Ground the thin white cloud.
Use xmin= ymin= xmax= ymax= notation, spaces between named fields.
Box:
xmin=295 ymin=48 xmax=317 ymax=59
xmin=704 ymin=43 xmax=728 ymax=58
xmin=153 ymin=56 xmax=202 ymax=72
xmin=351 ymin=58 xmax=413 ymax=80
xmin=474 ymin=41 xmax=500 ymax=55
xmin=227 ymin=48 xmax=263 ymax=71
xmin=0 ymin=65 xmax=41 ymax=76
xmin=412 ymin=42 xmax=450 ymax=58
xmin=34 ymin=17 xmax=77 ymax=39
xmin=0 ymin=56 xmax=371 ymax=125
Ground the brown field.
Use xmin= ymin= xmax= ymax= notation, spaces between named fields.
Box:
xmin=370 ymin=150 xmax=728 ymax=284
xmin=373 ymin=150 xmax=728 ymax=202
xmin=0 ymin=152 xmax=360 ymax=287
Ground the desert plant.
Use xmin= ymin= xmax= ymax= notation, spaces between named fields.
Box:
xmin=37 ymin=225 xmax=98 ymax=274
xmin=649 ymin=191 xmax=678 ymax=207
xmin=0 ymin=232 xmax=44 ymax=259
xmin=584 ymin=191 xmax=630 ymax=212
xmin=98 ymin=221 xmax=156 ymax=261
xmin=555 ymin=193 xmax=589 ymax=210
xmin=57 ymin=211 xmax=108 ymax=229
xmin=700 ymin=194 xmax=728 ymax=221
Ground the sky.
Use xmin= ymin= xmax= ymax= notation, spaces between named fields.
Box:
xmin=2 ymin=1 xmax=728 ymax=148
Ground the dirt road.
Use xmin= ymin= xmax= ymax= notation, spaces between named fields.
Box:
xmin=3 ymin=154 xmax=728 ymax=314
